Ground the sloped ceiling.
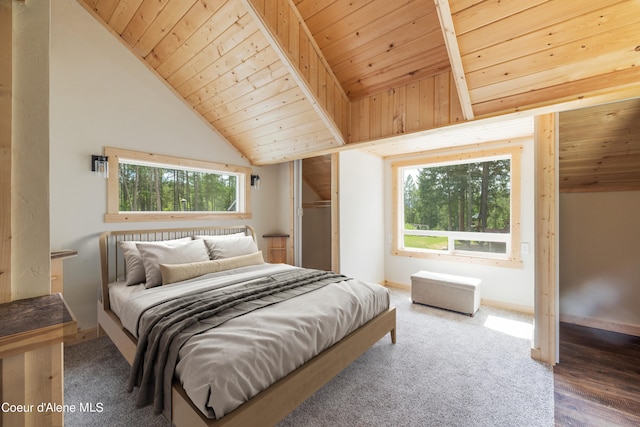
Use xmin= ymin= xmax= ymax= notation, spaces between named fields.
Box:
xmin=77 ymin=0 xmax=640 ymax=166
xmin=302 ymin=155 xmax=332 ymax=201
xmin=295 ymin=0 xmax=449 ymax=100
xmin=559 ymin=98 xmax=640 ymax=192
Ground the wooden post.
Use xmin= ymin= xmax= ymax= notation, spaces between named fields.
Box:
xmin=1 ymin=0 xmax=17 ymax=419
xmin=331 ymin=153 xmax=340 ymax=273
xmin=533 ymin=113 xmax=559 ymax=365
xmin=0 ymin=0 xmax=12 ymax=304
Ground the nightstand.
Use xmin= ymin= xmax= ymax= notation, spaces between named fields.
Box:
xmin=262 ymin=234 xmax=289 ymax=264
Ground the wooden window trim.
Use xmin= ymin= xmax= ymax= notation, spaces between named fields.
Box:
xmin=391 ymin=145 xmax=523 ymax=269
xmin=104 ymin=147 xmax=252 ymax=223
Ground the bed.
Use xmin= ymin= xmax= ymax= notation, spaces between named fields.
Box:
xmin=98 ymin=225 xmax=396 ymax=426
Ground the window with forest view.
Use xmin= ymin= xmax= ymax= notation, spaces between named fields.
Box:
xmin=119 ymin=162 xmax=239 ymax=213
xmin=103 ymin=147 xmax=251 ymax=222
xmin=393 ymin=146 xmax=522 ymax=264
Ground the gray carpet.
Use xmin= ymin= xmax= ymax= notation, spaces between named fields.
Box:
xmin=64 ymin=289 xmax=553 ymax=426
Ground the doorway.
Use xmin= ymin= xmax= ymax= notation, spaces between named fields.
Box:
xmin=301 ymin=155 xmax=333 ymax=270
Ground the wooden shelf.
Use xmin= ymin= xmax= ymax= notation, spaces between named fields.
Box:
xmin=0 ymin=293 xmax=77 ymax=359
xmin=51 ymin=249 xmax=77 ymax=260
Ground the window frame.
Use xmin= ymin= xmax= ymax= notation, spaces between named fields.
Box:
xmin=104 ymin=147 xmax=252 ymax=223
xmin=391 ymin=145 xmax=523 ymax=268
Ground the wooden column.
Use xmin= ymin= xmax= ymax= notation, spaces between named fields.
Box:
xmin=532 ymin=113 xmax=559 ymax=365
xmin=0 ymin=0 xmax=12 ymax=304
xmin=1 ymin=3 xmax=66 ymax=426
xmin=331 ymin=153 xmax=340 ymax=273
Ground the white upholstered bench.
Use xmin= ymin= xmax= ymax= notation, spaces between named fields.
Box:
xmin=411 ymin=271 xmax=481 ymax=316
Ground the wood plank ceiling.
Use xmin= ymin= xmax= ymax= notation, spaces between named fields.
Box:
xmin=559 ymin=98 xmax=640 ymax=192
xmin=302 ymin=155 xmax=332 ymax=201
xmin=78 ymin=0 xmax=640 ymax=173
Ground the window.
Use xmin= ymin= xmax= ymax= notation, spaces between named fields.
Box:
xmin=104 ymin=147 xmax=252 ymax=222
xmin=392 ymin=146 xmax=522 ymax=267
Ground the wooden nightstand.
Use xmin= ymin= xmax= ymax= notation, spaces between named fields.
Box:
xmin=263 ymin=234 xmax=289 ymax=264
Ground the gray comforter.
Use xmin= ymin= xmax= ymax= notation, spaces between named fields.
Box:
xmin=127 ymin=268 xmax=348 ymax=417
xmin=117 ymin=263 xmax=390 ymax=420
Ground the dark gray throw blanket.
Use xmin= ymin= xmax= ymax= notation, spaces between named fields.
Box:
xmin=126 ymin=268 xmax=348 ymax=418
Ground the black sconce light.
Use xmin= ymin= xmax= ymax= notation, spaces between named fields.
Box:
xmin=251 ymin=174 xmax=261 ymax=189
xmin=91 ymin=155 xmax=109 ymax=178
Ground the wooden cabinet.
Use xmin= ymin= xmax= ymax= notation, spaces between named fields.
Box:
xmin=263 ymin=234 xmax=289 ymax=264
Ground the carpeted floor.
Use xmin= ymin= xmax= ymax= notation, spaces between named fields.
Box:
xmin=64 ymin=289 xmax=553 ymax=426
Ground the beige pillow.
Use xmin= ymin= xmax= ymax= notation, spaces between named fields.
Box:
xmin=160 ymin=251 xmax=265 ymax=285
xmin=136 ymin=239 xmax=210 ymax=288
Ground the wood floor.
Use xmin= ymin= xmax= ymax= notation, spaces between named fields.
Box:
xmin=554 ymin=322 xmax=640 ymax=426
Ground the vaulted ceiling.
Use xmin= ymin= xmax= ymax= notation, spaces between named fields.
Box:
xmin=78 ymin=0 xmax=640 ymax=166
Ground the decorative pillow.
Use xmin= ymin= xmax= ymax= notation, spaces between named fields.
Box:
xmin=205 ymin=235 xmax=259 ymax=259
xmin=118 ymin=237 xmax=191 ymax=286
xmin=136 ymin=239 xmax=210 ymax=288
xmin=194 ymin=233 xmax=249 ymax=258
xmin=160 ymin=251 xmax=265 ymax=285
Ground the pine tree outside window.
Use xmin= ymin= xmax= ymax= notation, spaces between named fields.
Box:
xmin=392 ymin=146 xmax=523 ymax=267
xmin=103 ymin=147 xmax=252 ymax=223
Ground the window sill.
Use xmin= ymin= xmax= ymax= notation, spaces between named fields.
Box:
xmin=392 ymin=248 xmax=523 ymax=269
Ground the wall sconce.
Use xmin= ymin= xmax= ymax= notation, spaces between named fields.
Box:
xmin=91 ymin=155 xmax=109 ymax=178
xmin=251 ymin=174 xmax=261 ymax=189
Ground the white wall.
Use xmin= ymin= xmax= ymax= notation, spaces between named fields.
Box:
xmin=339 ymin=150 xmax=385 ymax=284
xmin=383 ymin=139 xmax=537 ymax=311
xmin=560 ymin=191 xmax=640 ymax=332
xmin=50 ymin=0 xmax=289 ymax=329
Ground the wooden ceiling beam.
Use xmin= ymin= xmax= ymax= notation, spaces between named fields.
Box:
xmin=243 ymin=0 xmax=348 ymax=145
xmin=433 ymin=0 xmax=474 ymax=121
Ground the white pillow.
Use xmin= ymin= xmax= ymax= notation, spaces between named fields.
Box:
xmin=194 ymin=233 xmax=247 ymax=258
xmin=136 ymin=239 xmax=210 ymax=288
xmin=160 ymin=251 xmax=265 ymax=285
xmin=206 ymin=235 xmax=258 ymax=259
xmin=118 ymin=237 xmax=191 ymax=286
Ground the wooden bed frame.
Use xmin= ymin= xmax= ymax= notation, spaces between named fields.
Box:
xmin=98 ymin=225 xmax=396 ymax=427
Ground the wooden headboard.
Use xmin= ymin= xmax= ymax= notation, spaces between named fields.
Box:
xmin=98 ymin=225 xmax=256 ymax=310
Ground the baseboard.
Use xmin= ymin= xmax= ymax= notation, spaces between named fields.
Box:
xmin=480 ymin=298 xmax=534 ymax=314
xmin=560 ymin=313 xmax=640 ymax=337
xmin=384 ymin=282 xmax=534 ymax=314
xmin=64 ymin=327 xmax=98 ymax=346
xmin=383 ymin=280 xmax=410 ymax=291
